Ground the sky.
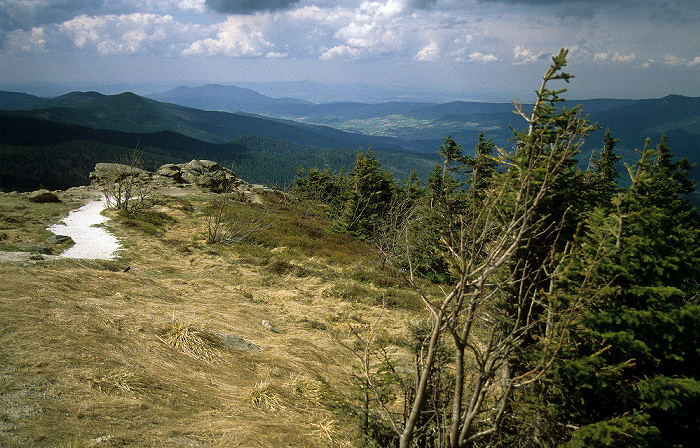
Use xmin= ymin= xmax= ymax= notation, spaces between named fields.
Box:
xmin=1 ymin=0 xmax=699 ymax=101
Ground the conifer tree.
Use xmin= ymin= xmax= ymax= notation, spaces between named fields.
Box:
xmin=330 ymin=150 xmax=396 ymax=239
xmin=547 ymin=137 xmax=700 ymax=448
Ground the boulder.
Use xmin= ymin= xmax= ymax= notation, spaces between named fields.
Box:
xmin=46 ymin=234 xmax=74 ymax=245
xmin=155 ymin=164 xmax=185 ymax=183
xmin=180 ymin=160 xmax=237 ymax=193
xmin=89 ymin=159 xmax=258 ymax=196
xmin=89 ymin=163 xmax=150 ymax=185
xmin=27 ymin=189 xmax=60 ymax=203
xmin=15 ymin=243 xmax=52 ymax=255
xmin=213 ymin=332 xmax=260 ymax=351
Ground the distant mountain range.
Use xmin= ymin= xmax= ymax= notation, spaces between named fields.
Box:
xmin=1 ymin=86 xmax=698 ymax=202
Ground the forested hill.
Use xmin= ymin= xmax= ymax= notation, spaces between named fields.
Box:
xmin=0 ymin=114 xmax=435 ymax=192
xmin=0 ymin=90 xmax=401 ymax=150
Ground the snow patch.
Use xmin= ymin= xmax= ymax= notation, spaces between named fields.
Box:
xmin=48 ymin=196 xmax=122 ymax=260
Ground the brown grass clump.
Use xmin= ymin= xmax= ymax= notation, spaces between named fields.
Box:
xmin=159 ymin=321 xmax=220 ymax=362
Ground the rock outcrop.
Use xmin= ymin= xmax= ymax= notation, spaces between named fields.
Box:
xmin=90 ymin=160 xmax=266 ymax=199
xmin=26 ymin=189 xmax=60 ymax=203
xmin=156 ymin=160 xmax=237 ymax=193
xmin=89 ymin=163 xmax=150 ymax=185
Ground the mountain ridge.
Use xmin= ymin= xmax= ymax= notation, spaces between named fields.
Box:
xmin=1 ymin=87 xmax=698 ymax=201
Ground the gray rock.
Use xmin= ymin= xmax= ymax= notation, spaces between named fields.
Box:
xmin=178 ymin=160 xmax=238 ymax=193
xmin=89 ymin=163 xmax=150 ymax=185
xmin=46 ymin=234 xmax=74 ymax=244
xmin=88 ymin=159 xmax=260 ymax=196
xmin=213 ymin=332 xmax=260 ymax=351
xmin=27 ymin=189 xmax=60 ymax=203
xmin=16 ymin=243 xmax=52 ymax=255
xmin=155 ymin=164 xmax=185 ymax=183
xmin=261 ymin=319 xmax=281 ymax=333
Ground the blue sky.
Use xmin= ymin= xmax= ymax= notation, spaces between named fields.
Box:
xmin=1 ymin=0 xmax=699 ymax=100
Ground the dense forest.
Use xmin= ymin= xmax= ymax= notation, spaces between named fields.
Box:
xmin=292 ymin=50 xmax=700 ymax=447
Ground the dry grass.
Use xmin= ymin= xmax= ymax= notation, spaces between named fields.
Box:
xmin=159 ymin=321 xmax=221 ymax=362
xmin=0 ymin=186 xmax=422 ymax=447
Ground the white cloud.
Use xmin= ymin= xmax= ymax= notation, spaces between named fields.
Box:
xmin=611 ymin=52 xmax=635 ymax=63
xmin=512 ymin=45 xmax=544 ymax=65
xmin=414 ymin=41 xmax=439 ymax=61
xmin=176 ymin=0 xmax=207 ymax=12
xmin=286 ymin=5 xmax=327 ymax=21
xmin=4 ymin=27 xmax=49 ymax=53
xmin=59 ymin=13 xmax=182 ymax=55
xmin=468 ymin=51 xmax=498 ymax=62
xmin=664 ymin=53 xmax=700 ymax=67
xmin=593 ymin=51 xmax=637 ymax=64
xmin=320 ymin=45 xmax=363 ymax=59
xmin=183 ymin=15 xmax=273 ymax=56
xmin=323 ymin=0 xmax=407 ymax=58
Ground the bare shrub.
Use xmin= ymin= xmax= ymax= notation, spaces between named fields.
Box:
xmin=102 ymin=147 xmax=153 ymax=214
xmin=205 ymin=182 xmax=273 ymax=245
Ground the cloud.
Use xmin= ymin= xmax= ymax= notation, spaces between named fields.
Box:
xmin=205 ymin=0 xmax=301 ymax=14
xmin=183 ymin=15 xmax=273 ymax=56
xmin=321 ymin=45 xmax=363 ymax=59
xmin=414 ymin=41 xmax=439 ymax=61
xmin=468 ymin=51 xmax=498 ymax=62
xmin=57 ymin=13 xmax=186 ymax=55
xmin=406 ymin=0 xmax=438 ymax=9
xmin=512 ymin=45 xmax=545 ymax=64
xmin=0 ymin=0 xmax=155 ymax=29
xmin=4 ymin=26 xmax=49 ymax=52
xmin=664 ymin=53 xmax=700 ymax=67
xmin=286 ymin=5 xmax=327 ymax=21
xmin=177 ymin=0 xmax=208 ymax=12
xmin=320 ymin=0 xmax=407 ymax=58
xmin=593 ymin=51 xmax=637 ymax=64
xmin=611 ymin=52 xmax=635 ymax=63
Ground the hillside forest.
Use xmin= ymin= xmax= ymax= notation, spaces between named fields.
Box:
xmin=290 ymin=50 xmax=700 ymax=447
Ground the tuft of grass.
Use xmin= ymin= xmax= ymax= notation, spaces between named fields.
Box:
xmin=90 ymin=369 xmax=161 ymax=395
xmin=298 ymin=316 xmax=328 ymax=331
xmin=383 ymin=288 xmax=423 ymax=311
xmin=250 ymin=381 xmax=284 ymax=411
xmin=284 ymin=374 xmax=322 ymax=404
xmin=264 ymin=258 xmax=315 ymax=278
xmin=159 ymin=322 xmax=220 ymax=362
xmin=324 ymin=282 xmax=378 ymax=304
xmin=310 ymin=417 xmax=338 ymax=443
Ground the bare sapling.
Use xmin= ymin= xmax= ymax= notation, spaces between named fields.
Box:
xmin=103 ymin=147 xmax=153 ymax=214
xmin=205 ymin=181 xmax=273 ymax=245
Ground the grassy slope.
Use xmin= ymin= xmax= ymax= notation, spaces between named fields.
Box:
xmin=0 ymin=187 xmax=423 ymax=447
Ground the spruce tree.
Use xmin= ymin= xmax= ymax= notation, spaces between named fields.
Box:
xmin=550 ymin=137 xmax=700 ymax=448
xmin=330 ymin=150 xmax=396 ymax=239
